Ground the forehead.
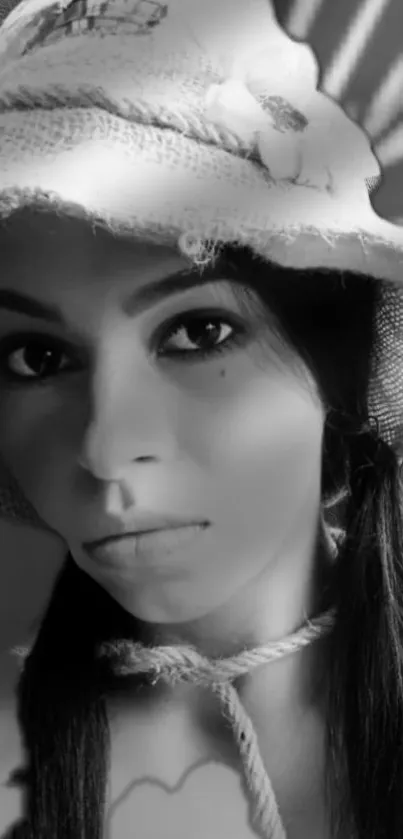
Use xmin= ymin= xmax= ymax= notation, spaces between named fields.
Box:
xmin=0 ymin=211 xmax=190 ymax=288
xmin=0 ymin=211 xmax=263 ymax=333
xmin=0 ymin=211 xmax=321 ymax=396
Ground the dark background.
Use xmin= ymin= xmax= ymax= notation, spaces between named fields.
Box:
xmin=273 ymin=0 xmax=403 ymax=224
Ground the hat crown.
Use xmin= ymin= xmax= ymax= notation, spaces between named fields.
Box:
xmin=0 ymin=0 xmax=380 ymax=190
xmin=0 ymin=0 xmax=311 ymax=75
xmin=0 ymin=0 xmax=317 ymax=109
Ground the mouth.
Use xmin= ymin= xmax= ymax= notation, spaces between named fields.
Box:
xmin=84 ymin=517 xmax=210 ymax=549
xmin=83 ymin=523 xmax=210 ymax=571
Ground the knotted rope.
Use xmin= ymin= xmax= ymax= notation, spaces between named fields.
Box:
xmin=97 ymin=607 xmax=337 ymax=839
xmin=11 ymin=606 xmax=337 ymax=837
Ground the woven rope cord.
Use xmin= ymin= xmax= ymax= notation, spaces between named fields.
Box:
xmin=100 ymin=608 xmax=336 ymax=837
xmin=11 ymin=606 xmax=336 ymax=838
xmin=0 ymin=84 xmax=255 ymax=158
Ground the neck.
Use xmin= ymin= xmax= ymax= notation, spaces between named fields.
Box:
xmin=130 ymin=523 xmax=335 ymax=723
xmin=135 ymin=508 xmax=334 ymax=657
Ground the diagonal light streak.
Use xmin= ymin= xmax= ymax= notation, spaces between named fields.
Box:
xmin=322 ymin=0 xmax=392 ymax=99
xmin=343 ymin=100 xmax=360 ymax=120
xmin=374 ymin=121 xmax=403 ymax=168
xmin=363 ymin=54 xmax=403 ymax=139
xmin=284 ymin=0 xmax=325 ymax=37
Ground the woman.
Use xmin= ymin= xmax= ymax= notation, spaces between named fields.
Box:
xmin=0 ymin=0 xmax=403 ymax=837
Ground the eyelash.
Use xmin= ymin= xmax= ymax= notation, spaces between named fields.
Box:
xmin=0 ymin=309 xmax=249 ymax=387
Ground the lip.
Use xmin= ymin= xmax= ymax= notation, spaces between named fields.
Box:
xmin=83 ymin=516 xmax=210 ymax=550
xmin=84 ymin=524 xmax=210 ymax=571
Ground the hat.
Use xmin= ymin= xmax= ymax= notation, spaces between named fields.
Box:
xmin=1 ymin=3 xmax=401 ymax=836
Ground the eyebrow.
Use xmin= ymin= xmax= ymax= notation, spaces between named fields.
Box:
xmin=0 ymin=266 xmax=232 ymax=325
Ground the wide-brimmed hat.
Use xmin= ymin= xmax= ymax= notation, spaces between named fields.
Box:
xmin=0 ymin=0 xmax=402 ymax=532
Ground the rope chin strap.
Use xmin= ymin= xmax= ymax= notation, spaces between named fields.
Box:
xmin=10 ymin=524 xmax=341 ymax=837
xmin=11 ymin=608 xmax=336 ymax=838
xmin=99 ymin=607 xmax=337 ymax=839
xmin=10 ymin=609 xmax=336 ymax=839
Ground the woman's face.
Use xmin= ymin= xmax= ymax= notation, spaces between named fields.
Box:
xmin=0 ymin=214 xmax=325 ymax=650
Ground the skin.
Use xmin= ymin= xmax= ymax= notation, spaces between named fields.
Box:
xmin=0 ymin=213 xmax=330 ymax=719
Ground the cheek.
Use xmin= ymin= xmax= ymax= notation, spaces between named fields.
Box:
xmin=0 ymin=359 xmax=324 ymax=549
xmin=0 ymin=397 xmax=72 ymax=531
xmin=196 ymin=368 xmax=324 ymax=542
xmin=0 ymin=439 xmax=70 ymax=535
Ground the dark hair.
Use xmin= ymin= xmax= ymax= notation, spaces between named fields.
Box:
xmin=2 ymin=242 xmax=403 ymax=839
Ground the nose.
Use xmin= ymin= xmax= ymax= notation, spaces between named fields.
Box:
xmin=77 ymin=361 xmax=179 ymax=483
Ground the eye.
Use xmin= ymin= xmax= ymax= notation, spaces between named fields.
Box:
xmin=0 ymin=335 xmax=74 ymax=383
xmin=158 ymin=310 xmax=248 ymax=362
xmin=0 ymin=311 xmax=248 ymax=386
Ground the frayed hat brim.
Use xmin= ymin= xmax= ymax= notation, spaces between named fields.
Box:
xmin=1 ymin=108 xmax=403 ymax=285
